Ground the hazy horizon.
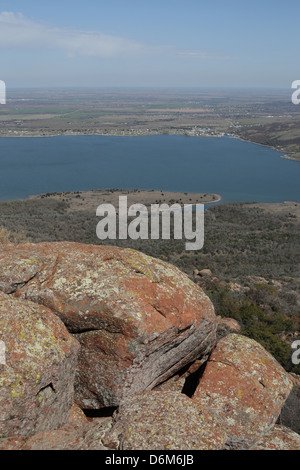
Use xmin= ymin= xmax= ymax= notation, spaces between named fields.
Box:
xmin=0 ymin=1 xmax=299 ymax=89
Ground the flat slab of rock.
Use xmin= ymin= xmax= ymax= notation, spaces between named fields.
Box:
xmin=193 ymin=334 xmax=293 ymax=449
xmin=0 ymin=291 xmax=80 ymax=438
xmin=0 ymin=242 xmax=217 ymax=408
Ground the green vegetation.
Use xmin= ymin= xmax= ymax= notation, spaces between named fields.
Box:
xmin=203 ymin=277 xmax=299 ymax=373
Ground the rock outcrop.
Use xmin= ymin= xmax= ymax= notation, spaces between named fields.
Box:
xmin=0 ymin=242 xmax=216 ymax=409
xmin=0 ymin=241 xmax=298 ymax=450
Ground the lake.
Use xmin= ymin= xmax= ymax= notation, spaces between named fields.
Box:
xmin=0 ymin=134 xmax=299 ymax=203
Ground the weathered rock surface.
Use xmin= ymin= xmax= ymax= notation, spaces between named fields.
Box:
xmin=0 ymin=242 xmax=217 ymax=408
xmin=1 ymin=241 xmax=298 ymax=450
xmin=0 ymin=291 xmax=80 ymax=438
xmin=251 ymin=425 xmax=300 ymax=450
xmin=103 ymin=390 xmax=227 ymax=450
xmin=0 ymin=404 xmax=111 ymax=450
xmin=192 ymin=334 xmax=293 ymax=449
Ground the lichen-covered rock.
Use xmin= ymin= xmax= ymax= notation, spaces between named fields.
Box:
xmin=20 ymin=417 xmax=112 ymax=450
xmin=0 ymin=403 xmax=112 ymax=450
xmin=0 ymin=291 xmax=80 ymax=438
xmin=192 ymin=334 xmax=293 ymax=449
xmin=251 ymin=425 xmax=300 ymax=450
xmin=0 ymin=436 xmax=26 ymax=451
xmin=103 ymin=390 xmax=227 ymax=450
xmin=0 ymin=242 xmax=217 ymax=409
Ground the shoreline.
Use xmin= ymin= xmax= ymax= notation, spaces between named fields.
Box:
xmin=25 ymin=189 xmax=223 ymax=210
xmin=224 ymin=135 xmax=300 ymax=162
xmin=0 ymin=129 xmax=299 ymax=162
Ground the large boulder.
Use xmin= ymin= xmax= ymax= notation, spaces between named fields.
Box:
xmin=192 ymin=334 xmax=293 ymax=449
xmin=0 ymin=242 xmax=217 ymax=409
xmin=103 ymin=390 xmax=227 ymax=450
xmin=0 ymin=291 xmax=80 ymax=438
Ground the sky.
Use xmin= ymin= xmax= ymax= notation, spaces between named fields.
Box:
xmin=0 ymin=0 xmax=299 ymax=89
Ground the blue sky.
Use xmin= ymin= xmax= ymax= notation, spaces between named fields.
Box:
xmin=0 ymin=0 xmax=299 ymax=88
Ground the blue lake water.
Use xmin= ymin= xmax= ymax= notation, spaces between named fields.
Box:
xmin=0 ymin=134 xmax=299 ymax=203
